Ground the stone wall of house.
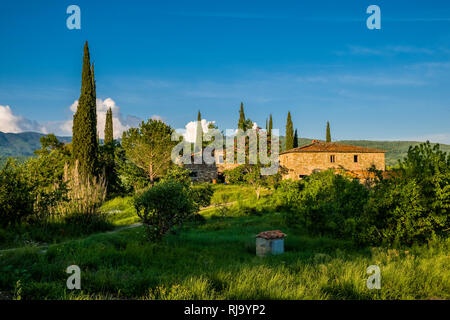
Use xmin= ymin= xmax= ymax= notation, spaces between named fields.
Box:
xmin=184 ymin=163 xmax=218 ymax=183
xmin=279 ymin=152 xmax=385 ymax=180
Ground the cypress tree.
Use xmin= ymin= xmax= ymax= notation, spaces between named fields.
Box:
xmin=293 ymin=129 xmax=299 ymax=148
xmin=195 ymin=110 xmax=203 ymax=153
xmin=268 ymin=114 xmax=273 ymax=137
xmin=104 ymin=107 xmax=114 ymax=145
xmin=72 ymin=41 xmax=98 ymax=178
xmin=326 ymin=121 xmax=331 ymax=142
xmin=238 ymin=102 xmax=246 ymax=130
xmin=285 ymin=111 xmax=294 ymax=150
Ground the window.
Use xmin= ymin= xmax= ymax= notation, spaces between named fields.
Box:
xmin=354 ymin=155 xmax=358 ymax=163
xmin=330 ymin=155 xmax=336 ymax=163
xmin=189 ymin=171 xmax=198 ymax=177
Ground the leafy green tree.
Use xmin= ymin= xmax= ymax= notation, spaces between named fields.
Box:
xmin=0 ymin=159 xmax=35 ymax=227
xmin=115 ymin=144 xmax=149 ymax=192
xmin=122 ymin=119 xmax=176 ymax=184
xmin=283 ymin=170 xmax=369 ymax=238
xmin=293 ymin=129 xmax=299 ymax=148
xmin=72 ymin=41 xmax=98 ymax=178
xmin=285 ymin=111 xmax=294 ymax=150
xmin=326 ymin=121 xmax=331 ymax=142
xmin=104 ymin=107 xmax=114 ymax=145
xmin=361 ymin=142 xmax=450 ymax=245
xmin=36 ymin=134 xmax=64 ymax=154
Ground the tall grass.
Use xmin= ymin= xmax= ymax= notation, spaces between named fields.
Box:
xmin=0 ymin=211 xmax=448 ymax=300
xmin=56 ymin=161 xmax=107 ymax=216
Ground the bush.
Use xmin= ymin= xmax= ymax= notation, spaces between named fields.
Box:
xmin=283 ymin=170 xmax=369 ymax=238
xmin=0 ymin=159 xmax=34 ymax=227
xmin=361 ymin=142 xmax=450 ymax=245
xmin=272 ymin=179 xmax=303 ymax=211
xmin=223 ymin=165 xmax=247 ymax=184
xmin=191 ymin=184 xmax=214 ymax=207
xmin=134 ymin=180 xmax=198 ymax=241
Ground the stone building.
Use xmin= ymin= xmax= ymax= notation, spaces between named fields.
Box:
xmin=182 ymin=150 xmax=240 ymax=183
xmin=279 ymin=140 xmax=386 ymax=180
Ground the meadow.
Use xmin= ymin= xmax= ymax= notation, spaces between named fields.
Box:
xmin=0 ymin=185 xmax=448 ymax=300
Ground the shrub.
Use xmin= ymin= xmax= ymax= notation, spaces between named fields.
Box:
xmin=0 ymin=159 xmax=34 ymax=227
xmin=134 ymin=180 xmax=198 ymax=241
xmin=191 ymin=184 xmax=214 ymax=207
xmin=283 ymin=170 xmax=369 ymax=238
xmin=272 ymin=179 xmax=303 ymax=211
xmin=223 ymin=165 xmax=247 ymax=184
xmin=361 ymin=142 xmax=450 ymax=245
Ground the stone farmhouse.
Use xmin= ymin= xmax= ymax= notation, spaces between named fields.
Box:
xmin=279 ymin=140 xmax=386 ymax=180
xmin=182 ymin=140 xmax=386 ymax=183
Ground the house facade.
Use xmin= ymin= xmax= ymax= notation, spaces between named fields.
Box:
xmin=279 ymin=140 xmax=386 ymax=180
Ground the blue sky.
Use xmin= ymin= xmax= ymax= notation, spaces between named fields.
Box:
xmin=1 ymin=0 xmax=450 ymax=142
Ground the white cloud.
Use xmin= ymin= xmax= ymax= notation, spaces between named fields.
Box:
xmin=178 ymin=119 xmax=216 ymax=143
xmin=0 ymin=104 xmax=47 ymax=133
xmin=61 ymin=98 xmax=143 ymax=139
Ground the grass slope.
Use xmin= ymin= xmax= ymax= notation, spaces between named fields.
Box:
xmin=0 ymin=186 xmax=448 ymax=300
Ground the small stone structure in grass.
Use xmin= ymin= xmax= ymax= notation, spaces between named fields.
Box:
xmin=255 ymin=230 xmax=286 ymax=257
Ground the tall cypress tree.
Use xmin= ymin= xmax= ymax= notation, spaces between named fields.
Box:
xmin=72 ymin=41 xmax=98 ymax=178
xmin=268 ymin=114 xmax=273 ymax=137
xmin=195 ymin=110 xmax=203 ymax=153
xmin=293 ymin=129 xmax=299 ymax=148
xmin=285 ymin=111 xmax=294 ymax=150
xmin=238 ymin=102 xmax=246 ymax=130
xmin=104 ymin=107 xmax=114 ymax=145
xmin=326 ymin=121 xmax=331 ymax=142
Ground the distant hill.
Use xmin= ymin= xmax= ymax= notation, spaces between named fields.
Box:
xmin=292 ymin=138 xmax=450 ymax=167
xmin=0 ymin=132 xmax=71 ymax=165
xmin=1 ymin=131 xmax=449 ymax=168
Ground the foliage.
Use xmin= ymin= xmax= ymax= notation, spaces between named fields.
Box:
xmin=326 ymin=121 xmax=331 ymax=142
xmin=285 ymin=111 xmax=294 ymax=150
xmin=272 ymin=179 xmax=303 ymax=211
xmin=0 ymin=159 xmax=35 ymax=227
xmin=293 ymin=129 xmax=299 ymax=148
xmin=98 ymin=141 xmax=123 ymax=196
xmin=114 ymin=144 xmax=150 ymax=193
xmin=122 ymin=119 xmax=176 ymax=184
xmin=361 ymin=142 xmax=450 ymax=245
xmin=104 ymin=107 xmax=114 ymax=145
xmin=191 ymin=184 xmax=214 ymax=207
xmin=238 ymin=102 xmax=246 ymax=130
xmin=283 ymin=170 xmax=369 ymax=238
xmin=134 ymin=180 xmax=198 ymax=241
xmin=72 ymin=41 xmax=98 ymax=178
xmin=160 ymin=165 xmax=191 ymax=187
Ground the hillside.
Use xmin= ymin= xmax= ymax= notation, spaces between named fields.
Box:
xmin=1 ymin=131 xmax=449 ymax=168
xmin=0 ymin=132 xmax=71 ymax=165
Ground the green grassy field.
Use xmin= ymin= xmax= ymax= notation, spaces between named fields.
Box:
xmin=0 ymin=185 xmax=448 ymax=300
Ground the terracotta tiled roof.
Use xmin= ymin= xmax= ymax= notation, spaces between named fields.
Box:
xmin=256 ymin=230 xmax=287 ymax=240
xmin=280 ymin=141 xmax=386 ymax=154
